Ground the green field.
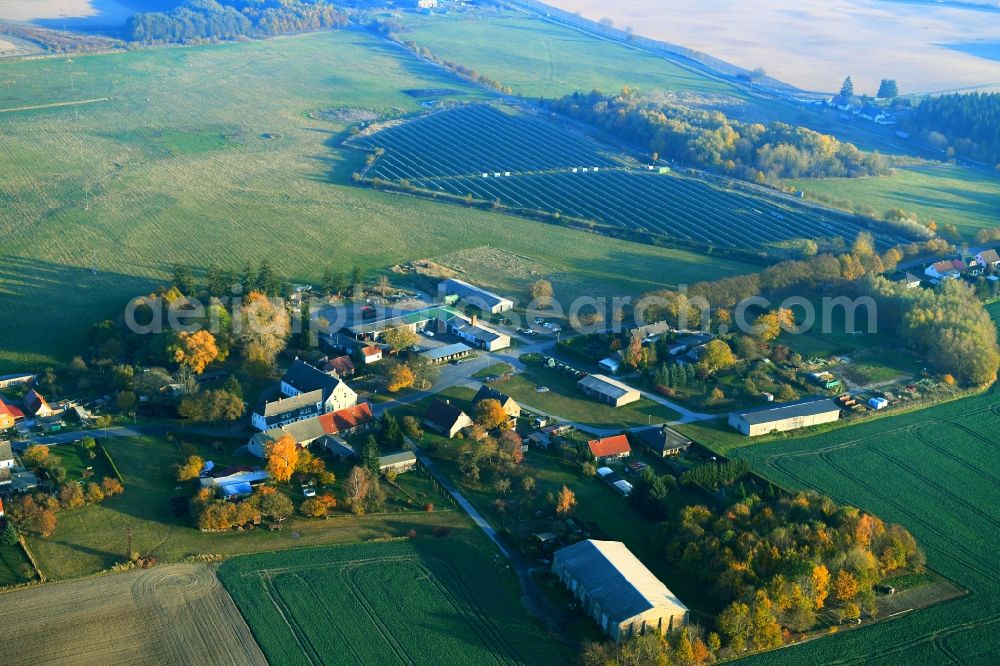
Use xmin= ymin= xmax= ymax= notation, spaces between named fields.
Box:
xmin=217 ymin=539 xmax=563 ymax=665
xmin=730 ymin=303 xmax=1000 ymax=665
xmin=791 ymin=165 xmax=1000 ymax=242
xmin=0 ymin=542 xmax=34 ymax=587
xmin=398 ymin=12 xmax=744 ymax=99
xmin=23 ymin=434 xmax=465 ymax=580
xmin=357 ymin=103 xmax=894 ymax=251
xmin=0 ymin=31 xmax=756 ymax=373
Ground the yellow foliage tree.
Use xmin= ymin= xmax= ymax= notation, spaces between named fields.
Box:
xmin=385 ymin=363 xmax=415 ymax=393
xmin=176 ymin=454 xmax=204 ymax=482
xmin=555 ymin=485 xmax=577 ymax=517
xmin=810 ymin=564 xmax=831 ymax=609
xmin=266 ymin=435 xmax=299 ymax=484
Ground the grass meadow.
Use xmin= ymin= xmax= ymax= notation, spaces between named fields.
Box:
xmin=729 ymin=303 xmax=1000 ymax=665
xmin=791 ymin=165 xmax=1000 ymax=242
xmin=397 ymin=12 xmax=745 ymax=100
xmin=218 ymin=539 xmax=565 ymax=665
xmin=0 ymin=30 xmax=755 ymax=372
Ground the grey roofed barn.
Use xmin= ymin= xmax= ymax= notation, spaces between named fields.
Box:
xmin=732 ymin=396 xmax=841 ymax=426
xmin=552 ymin=540 xmax=688 ymax=631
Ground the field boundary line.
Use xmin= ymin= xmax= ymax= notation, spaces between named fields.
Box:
xmin=17 ymin=535 xmax=44 ymax=583
xmin=0 ymin=97 xmax=113 ymax=114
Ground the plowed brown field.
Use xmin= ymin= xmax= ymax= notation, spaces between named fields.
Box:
xmin=0 ymin=564 xmax=265 ymax=665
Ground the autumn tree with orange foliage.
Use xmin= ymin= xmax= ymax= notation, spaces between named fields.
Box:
xmin=171 ymin=330 xmax=219 ymax=374
xmin=474 ymin=398 xmax=508 ymax=430
xmin=384 ymin=362 xmax=415 ymax=393
xmin=266 ymin=435 xmax=299 ymax=483
xmin=555 ymin=485 xmax=576 ymax=517
xmin=300 ymin=494 xmax=337 ymax=517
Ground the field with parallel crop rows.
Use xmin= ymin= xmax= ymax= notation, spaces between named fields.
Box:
xmin=354 ymin=104 xmax=904 ymax=251
xmin=219 ymin=539 xmax=564 ymax=666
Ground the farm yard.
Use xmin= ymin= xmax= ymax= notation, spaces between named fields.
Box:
xmin=0 ymin=563 xmax=267 ymax=665
xmin=218 ymin=539 xmax=564 ymax=666
xmin=353 ymin=104 xmax=903 ymax=251
xmin=731 ymin=303 xmax=1000 ymax=665
xmin=0 ymin=30 xmax=755 ymax=372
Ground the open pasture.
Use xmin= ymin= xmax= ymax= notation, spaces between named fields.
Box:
xmin=218 ymin=539 xmax=563 ymax=666
xmin=0 ymin=563 xmax=266 ymax=665
xmin=0 ymin=31 xmax=754 ymax=372
xmin=356 ymin=104 xmax=902 ymax=251
xmin=792 ymin=165 xmax=1000 ymax=243
xmin=729 ymin=303 xmax=1000 ymax=665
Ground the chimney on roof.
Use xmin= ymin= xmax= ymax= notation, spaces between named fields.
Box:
xmin=444 ymin=399 xmax=450 ymax=405
xmin=470 ymin=314 xmax=477 ymax=326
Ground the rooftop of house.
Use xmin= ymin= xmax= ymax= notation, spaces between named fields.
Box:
xmin=318 ymin=403 xmax=374 ymax=434
xmin=257 ymin=389 xmax=324 ymax=417
xmin=588 ymin=434 xmax=631 ymax=457
xmin=632 ymin=425 xmax=692 ymax=452
xmin=424 ymin=399 xmax=469 ymax=429
xmin=473 ymin=384 xmax=517 ymax=408
xmin=281 ymin=359 xmax=343 ymax=397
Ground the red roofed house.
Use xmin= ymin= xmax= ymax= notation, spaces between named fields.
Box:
xmin=324 ymin=355 xmax=356 ymax=377
xmin=24 ymin=389 xmax=58 ymax=418
xmin=362 ymin=345 xmax=383 ymax=365
xmin=924 ymin=259 xmax=964 ymax=281
xmin=318 ymin=402 xmax=375 ymax=437
xmin=0 ymin=398 xmax=25 ymax=430
xmin=588 ymin=435 xmax=632 ymax=462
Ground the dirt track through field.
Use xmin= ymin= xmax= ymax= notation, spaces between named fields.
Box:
xmin=0 ymin=97 xmax=113 ymax=114
xmin=0 ymin=564 xmax=266 ymax=665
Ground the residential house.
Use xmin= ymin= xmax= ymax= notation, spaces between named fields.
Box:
xmin=379 ymin=450 xmax=418 ymax=474
xmin=888 ymin=270 xmax=922 ymax=289
xmin=23 ymin=389 xmax=58 ymax=418
xmin=0 ymin=440 xmax=14 ymax=469
xmin=924 ymin=259 xmax=964 ymax=281
xmin=630 ymin=425 xmax=692 ymax=457
xmin=627 ymin=321 xmax=671 ymax=342
xmin=0 ymin=373 xmax=35 ymax=390
xmin=552 ymin=540 xmax=689 ymax=640
xmin=423 ymin=399 xmax=473 ymax=438
xmin=577 ymin=374 xmax=641 ymax=407
xmin=728 ymin=397 xmax=841 ymax=436
xmin=0 ymin=398 xmax=24 ymax=430
xmin=248 ymin=403 xmax=374 ymax=458
xmin=472 ymin=385 xmax=521 ymax=421
xmin=323 ymin=355 xmax=356 ymax=377
xmin=251 ymin=389 xmax=325 ymax=431
xmin=975 ymin=249 xmax=1000 ymax=270
xmin=362 ymin=346 xmax=383 ymax=364
xmin=280 ymin=359 xmax=357 ymax=413
xmin=437 ymin=278 xmax=514 ymax=314
xmin=588 ymin=434 xmax=632 ymax=461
